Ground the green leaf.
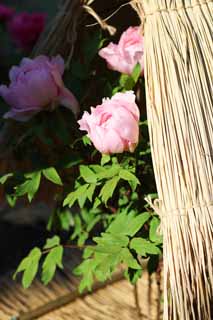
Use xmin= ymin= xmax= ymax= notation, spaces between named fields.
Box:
xmin=107 ymin=211 xmax=150 ymax=237
xmin=15 ymin=171 xmax=41 ymax=202
xmin=119 ymin=169 xmax=140 ymax=191
xmin=130 ymin=238 xmax=161 ymax=256
xmin=101 ymin=154 xmax=111 ymax=166
xmin=96 ymin=165 xmax=120 ymax=180
xmin=93 ymin=197 xmax=101 ymax=209
xmin=42 ymin=167 xmax=63 ymax=186
xmin=87 ymin=184 xmax=96 ymax=202
xmin=44 ymin=236 xmax=60 ymax=249
xmin=82 ymin=135 xmax=92 ymax=146
xmin=78 ymin=231 xmax=89 ymax=246
xmin=63 ymin=184 xmax=89 ymax=207
xmin=42 ymin=245 xmax=63 ymax=285
xmin=125 ymin=268 xmax=142 ymax=285
xmin=73 ymin=259 xmax=95 ymax=293
xmin=131 ymin=63 xmax=141 ymax=83
xmin=83 ymin=247 xmax=94 ymax=259
xmin=127 ymin=212 xmax=150 ymax=236
xmin=94 ymin=234 xmax=129 ymax=253
xmin=119 ymin=74 xmax=135 ymax=90
xmin=6 ymin=194 xmax=17 ymax=207
xmin=149 ymin=217 xmax=163 ymax=244
xmin=120 ymin=248 xmax=141 ymax=269
xmin=70 ymin=215 xmax=82 ymax=240
xmin=0 ymin=173 xmax=13 ymax=184
xmin=99 ymin=176 xmax=120 ymax=204
xmin=86 ymin=215 xmax=101 ymax=232
xmin=80 ymin=166 xmax=97 ymax=183
xmin=59 ymin=209 xmax=72 ymax=231
xmin=14 ymin=247 xmax=42 ymax=289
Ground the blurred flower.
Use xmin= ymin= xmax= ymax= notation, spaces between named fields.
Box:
xmin=99 ymin=26 xmax=144 ymax=76
xmin=0 ymin=4 xmax=14 ymax=22
xmin=78 ymin=91 xmax=139 ymax=154
xmin=0 ymin=55 xmax=79 ymax=121
xmin=7 ymin=12 xmax=46 ymax=51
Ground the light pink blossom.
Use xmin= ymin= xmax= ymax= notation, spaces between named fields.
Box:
xmin=0 ymin=55 xmax=79 ymax=121
xmin=7 ymin=12 xmax=46 ymax=51
xmin=99 ymin=26 xmax=144 ymax=76
xmin=78 ymin=91 xmax=140 ymax=154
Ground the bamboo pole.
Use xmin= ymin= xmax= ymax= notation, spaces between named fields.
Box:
xmin=132 ymin=1 xmax=213 ymax=319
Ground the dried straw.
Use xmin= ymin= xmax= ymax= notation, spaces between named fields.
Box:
xmin=33 ymin=0 xmax=116 ymax=66
xmin=132 ymin=0 xmax=213 ymax=319
xmin=32 ymin=0 xmax=83 ymax=66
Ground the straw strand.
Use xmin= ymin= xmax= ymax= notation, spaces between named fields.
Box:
xmin=133 ymin=0 xmax=213 ymax=319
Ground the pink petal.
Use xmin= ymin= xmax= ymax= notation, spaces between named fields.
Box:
xmin=3 ymin=108 xmax=40 ymax=122
xmin=107 ymin=107 xmax=139 ymax=143
xmin=51 ymin=55 xmax=65 ymax=75
xmin=78 ymin=112 xmax=91 ymax=133
xmin=59 ymin=87 xmax=80 ymax=117
xmin=9 ymin=66 xmax=21 ymax=81
xmin=112 ymin=91 xmax=140 ymax=120
xmin=102 ymin=129 xmax=125 ymax=154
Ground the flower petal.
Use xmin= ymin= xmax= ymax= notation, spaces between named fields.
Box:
xmin=59 ymin=87 xmax=80 ymax=117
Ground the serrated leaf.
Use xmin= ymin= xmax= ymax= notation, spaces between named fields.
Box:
xmin=120 ymin=248 xmax=141 ymax=269
xmin=0 ymin=173 xmax=13 ymax=184
xmin=44 ymin=236 xmax=60 ymax=250
xmin=93 ymin=197 xmax=101 ymax=209
xmin=130 ymin=238 xmax=161 ymax=256
xmin=42 ymin=246 xmax=63 ymax=285
xmin=90 ymin=165 xmax=105 ymax=174
xmin=63 ymin=184 xmax=89 ymax=207
xmin=15 ymin=171 xmax=41 ymax=203
xmin=73 ymin=259 xmax=96 ymax=293
xmin=14 ymin=247 xmax=41 ymax=289
xmin=107 ymin=211 xmax=150 ymax=237
xmin=70 ymin=215 xmax=82 ymax=240
xmin=99 ymin=176 xmax=120 ymax=204
xmin=59 ymin=209 xmax=72 ymax=231
xmin=127 ymin=212 xmax=150 ymax=236
xmin=80 ymin=166 xmax=97 ymax=183
xmin=86 ymin=215 xmax=101 ymax=232
xmin=43 ymin=167 xmax=63 ymax=186
xmin=87 ymin=183 xmax=96 ymax=202
xmin=94 ymin=233 xmax=129 ymax=252
xmin=77 ymin=231 xmax=89 ymax=246
xmin=96 ymin=165 xmax=120 ymax=180
xmin=83 ymin=247 xmax=94 ymax=259
xmin=119 ymin=169 xmax=140 ymax=191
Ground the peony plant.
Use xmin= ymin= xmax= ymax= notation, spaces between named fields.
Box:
xmin=99 ymin=26 xmax=144 ymax=75
xmin=0 ymin=16 xmax=162 ymax=292
xmin=78 ymin=91 xmax=140 ymax=154
xmin=0 ymin=55 xmax=79 ymax=121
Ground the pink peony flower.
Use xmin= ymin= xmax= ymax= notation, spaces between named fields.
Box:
xmin=78 ymin=91 xmax=140 ymax=154
xmin=7 ymin=12 xmax=46 ymax=51
xmin=99 ymin=26 xmax=144 ymax=76
xmin=0 ymin=55 xmax=79 ymax=121
xmin=0 ymin=4 xmax=14 ymax=22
